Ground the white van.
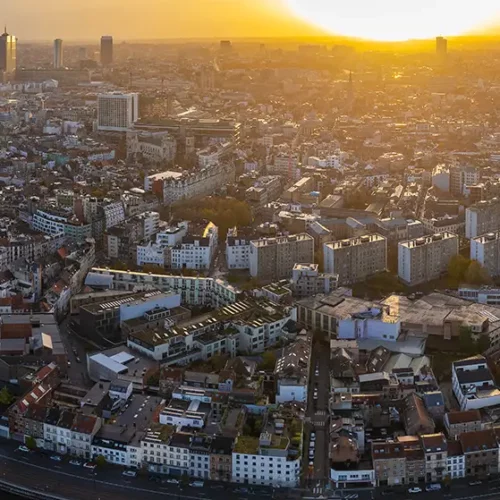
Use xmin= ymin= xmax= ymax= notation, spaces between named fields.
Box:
xmin=190 ymin=481 xmax=204 ymax=488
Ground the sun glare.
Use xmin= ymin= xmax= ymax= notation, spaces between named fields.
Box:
xmin=285 ymin=0 xmax=500 ymax=41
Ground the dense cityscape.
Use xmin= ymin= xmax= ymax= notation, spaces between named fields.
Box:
xmin=3 ymin=12 xmax=500 ymax=500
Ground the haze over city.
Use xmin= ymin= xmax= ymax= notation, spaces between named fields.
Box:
xmin=3 ymin=0 xmax=500 ymax=41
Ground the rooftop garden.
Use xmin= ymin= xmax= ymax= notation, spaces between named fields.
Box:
xmin=234 ymin=435 xmax=260 ymax=454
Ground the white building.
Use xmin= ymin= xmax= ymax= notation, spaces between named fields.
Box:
xmin=466 ymin=199 xmax=500 ymax=239
xmin=324 ymin=235 xmax=387 ymax=286
xmin=452 ymin=356 xmax=500 ymax=411
xmin=102 ymin=202 xmax=126 ymax=229
xmin=232 ymin=434 xmax=301 ymax=487
xmin=138 ymin=211 xmax=160 ymax=240
xmin=446 ymin=442 xmax=465 ymax=480
xmin=91 ymin=437 xmax=141 ymax=468
xmin=459 ymin=287 xmax=500 ymax=305
xmin=337 ymin=306 xmax=401 ymax=341
xmin=330 ymin=468 xmax=376 ymax=489
xmin=171 ymin=223 xmax=218 ymax=270
xmin=291 ymin=263 xmax=338 ymax=297
xmin=275 ymin=338 xmax=310 ymax=403
xmin=31 ymin=209 xmax=91 ymax=242
xmin=431 ymin=164 xmax=450 ymax=192
xmin=159 ymin=399 xmax=211 ymax=429
xmin=226 ymin=231 xmax=252 ymax=270
xmin=470 ymin=232 xmax=500 ymax=277
xmin=398 ymin=233 xmax=459 ymax=286
xmin=97 ymin=92 xmax=139 ymax=132
xmin=136 ymin=223 xmax=188 ymax=267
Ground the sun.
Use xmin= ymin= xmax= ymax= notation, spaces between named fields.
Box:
xmin=284 ymin=0 xmax=500 ymax=41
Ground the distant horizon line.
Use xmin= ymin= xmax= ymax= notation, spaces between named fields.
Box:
xmin=15 ymin=33 xmax=500 ymax=45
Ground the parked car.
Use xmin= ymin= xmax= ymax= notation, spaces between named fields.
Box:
xmin=313 ymin=388 xmax=318 ymax=400
xmin=69 ymin=460 xmax=82 ymax=466
xmin=17 ymin=445 xmax=30 ymax=453
xmin=426 ymin=484 xmax=441 ymax=492
xmin=165 ymin=478 xmax=179 ymax=484
xmin=75 ymin=356 xmax=81 ymax=363
xmin=469 ymin=480 xmax=482 ymax=486
xmin=308 ymin=450 xmax=314 ymax=459
xmin=408 ymin=487 xmax=422 ymax=494
xmin=122 ymin=470 xmax=137 ymax=477
xmin=310 ymin=432 xmax=316 ymax=441
xmin=50 ymin=455 xmax=62 ymax=462
xmin=308 ymin=461 xmax=314 ymax=467
xmin=309 ymin=441 xmax=315 ymax=449
xmin=189 ymin=481 xmax=204 ymax=488
xmin=83 ymin=462 xmax=97 ymax=470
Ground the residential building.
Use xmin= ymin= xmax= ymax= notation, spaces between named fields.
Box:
xmin=32 ymin=208 xmax=92 ymax=242
xmin=460 ymin=429 xmax=499 ymax=477
xmin=471 ymin=232 xmax=500 ymax=278
xmin=291 ymin=263 xmax=339 ymax=298
xmin=69 ymin=414 xmax=101 ymax=459
xmin=452 ymin=356 xmax=500 ymax=410
xmin=210 ymin=436 xmax=234 ymax=482
xmin=459 ymin=287 xmax=500 ymax=305
xmin=171 ymin=223 xmax=218 ymax=270
xmin=444 ymin=410 xmax=483 ymax=439
xmin=324 ymin=235 xmax=387 ymax=286
xmin=249 ymin=234 xmax=314 ymax=281
xmin=398 ymin=233 xmax=459 ymax=286
xmin=403 ymin=393 xmax=435 ymax=436
xmin=421 ymin=433 xmax=447 ymax=483
xmin=371 ymin=442 xmax=406 ymax=486
xmin=450 ymin=165 xmax=480 ymax=196
xmin=97 ymin=93 xmax=139 ymax=132
xmin=466 ymin=199 xmax=500 ymax=239
xmin=432 ymin=164 xmax=450 ymax=191
xmin=226 ymin=228 xmax=254 ymax=270
xmin=274 ymin=337 xmax=310 ymax=403
xmin=446 ymin=440 xmax=465 ymax=479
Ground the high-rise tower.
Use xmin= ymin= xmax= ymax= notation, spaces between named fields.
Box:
xmin=100 ymin=36 xmax=113 ymax=66
xmin=0 ymin=27 xmax=16 ymax=74
xmin=54 ymin=39 xmax=63 ymax=69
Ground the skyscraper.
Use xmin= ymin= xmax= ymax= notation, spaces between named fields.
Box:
xmin=53 ymin=39 xmax=63 ymax=69
xmin=0 ymin=27 xmax=16 ymax=74
xmin=100 ymin=36 xmax=113 ymax=66
xmin=97 ymin=92 xmax=139 ymax=132
xmin=436 ymin=36 xmax=448 ymax=58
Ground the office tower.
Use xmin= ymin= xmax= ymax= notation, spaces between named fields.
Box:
xmin=466 ymin=199 xmax=500 ymax=239
xmin=53 ymin=39 xmax=63 ymax=69
xmin=100 ymin=36 xmax=113 ymax=66
xmin=249 ymin=234 xmax=314 ymax=280
xmin=0 ymin=27 xmax=16 ymax=74
xmin=324 ymin=234 xmax=387 ymax=286
xmin=471 ymin=232 xmax=500 ymax=278
xmin=436 ymin=36 xmax=448 ymax=57
xmin=398 ymin=233 xmax=458 ymax=286
xmin=97 ymin=92 xmax=139 ymax=132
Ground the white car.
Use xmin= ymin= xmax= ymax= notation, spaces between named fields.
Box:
xmin=313 ymin=389 xmax=318 ymax=400
xmin=165 ymin=479 xmax=179 ymax=484
xmin=308 ymin=450 xmax=314 ymax=459
xmin=50 ymin=455 xmax=62 ymax=462
xmin=314 ymin=368 xmax=319 ymax=376
xmin=189 ymin=481 xmax=204 ymax=488
xmin=122 ymin=470 xmax=137 ymax=477
xmin=308 ymin=461 xmax=314 ymax=466
xmin=69 ymin=460 xmax=82 ymax=466
xmin=83 ymin=462 xmax=97 ymax=470
xmin=17 ymin=445 xmax=30 ymax=453
xmin=309 ymin=440 xmax=315 ymax=448
xmin=408 ymin=487 xmax=422 ymax=494
xmin=311 ymin=432 xmax=316 ymax=441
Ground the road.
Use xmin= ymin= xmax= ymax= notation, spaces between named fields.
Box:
xmin=305 ymin=340 xmax=331 ymax=495
xmin=58 ymin=317 xmax=93 ymax=388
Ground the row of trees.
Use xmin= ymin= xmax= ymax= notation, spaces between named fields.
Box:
xmin=448 ymin=255 xmax=491 ymax=287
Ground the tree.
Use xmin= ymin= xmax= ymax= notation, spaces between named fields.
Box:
xmin=464 ymin=261 xmax=492 ymax=286
xmin=476 ymin=334 xmax=491 ymax=354
xmin=95 ymin=455 xmax=107 ymax=467
xmin=259 ymin=351 xmax=277 ymax=371
xmin=448 ymin=255 xmax=471 ymax=285
xmin=0 ymin=386 xmax=14 ymax=405
xmin=25 ymin=436 xmax=36 ymax=450
xmin=459 ymin=326 xmax=476 ymax=354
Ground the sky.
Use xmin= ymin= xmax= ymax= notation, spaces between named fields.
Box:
xmin=3 ymin=0 xmax=500 ymax=42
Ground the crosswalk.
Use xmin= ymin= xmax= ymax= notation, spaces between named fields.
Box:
xmin=312 ymin=486 xmax=323 ymax=495
xmin=315 ymin=410 xmax=327 ymax=417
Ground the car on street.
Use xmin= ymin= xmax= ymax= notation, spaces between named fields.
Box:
xmin=165 ymin=478 xmax=179 ymax=484
xmin=310 ymin=432 xmax=316 ymax=441
xmin=308 ymin=450 xmax=314 ymax=459
xmin=75 ymin=356 xmax=81 ymax=363
xmin=122 ymin=470 xmax=137 ymax=477
xmin=308 ymin=461 xmax=314 ymax=467
xmin=426 ymin=484 xmax=441 ymax=492
xmin=313 ymin=388 xmax=318 ymax=399
xmin=67 ymin=361 xmax=71 ymax=367
xmin=469 ymin=480 xmax=482 ymax=486
xmin=235 ymin=488 xmax=248 ymax=493
xmin=50 ymin=455 xmax=62 ymax=461
xmin=83 ymin=462 xmax=97 ymax=470
xmin=17 ymin=445 xmax=30 ymax=452
xmin=69 ymin=460 xmax=82 ymax=466
xmin=408 ymin=487 xmax=422 ymax=494
xmin=189 ymin=480 xmax=204 ymax=488
xmin=309 ymin=441 xmax=315 ymax=449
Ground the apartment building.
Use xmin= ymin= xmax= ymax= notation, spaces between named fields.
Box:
xmin=249 ymin=234 xmax=314 ymax=281
xmin=324 ymin=234 xmax=387 ymax=286
xmin=466 ymin=199 xmax=500 ymax=239
xmin=398 ymin=233 xmax=459 ymax=286
xmin=471 ymin=231 xmax=500 ymax=277
xmin=371 ymin=442 xmax=406 ymax=486
xmin=460 ymin=429 xmax=499 ymax=477
xmin=171 ymin=223 xmax=218 ymax=270
xmin=136 ymin=223 xmax=188 ymax=267
xmin=421 ymin=433 xmax=447 ymax=483
xmin=446 ymin=440 xmax=466 ymax=479
xmin=89 ymin=267 xmax=240 ymax=307
xmin=32 ymin=208 xmax=92 ymax=242
xmin=444 ymin=410 xmax=483 ymax=438
xmin=162 ymin=163 xmax=235 ymax=205
xmin=291 ymin=263 xmax=339 ymax=298
xmin=452 ymin=356 xmax=500 ymax=410
xmin=226 ymin=228 xmax=255 ymax=270
xmin=97 ymin=92 xmax=139 ymax=132
xmin=210 ymin=436 xmax=234 ymax=482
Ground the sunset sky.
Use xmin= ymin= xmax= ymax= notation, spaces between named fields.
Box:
xmin=3 ymin=0 xmax=500 ymax=42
